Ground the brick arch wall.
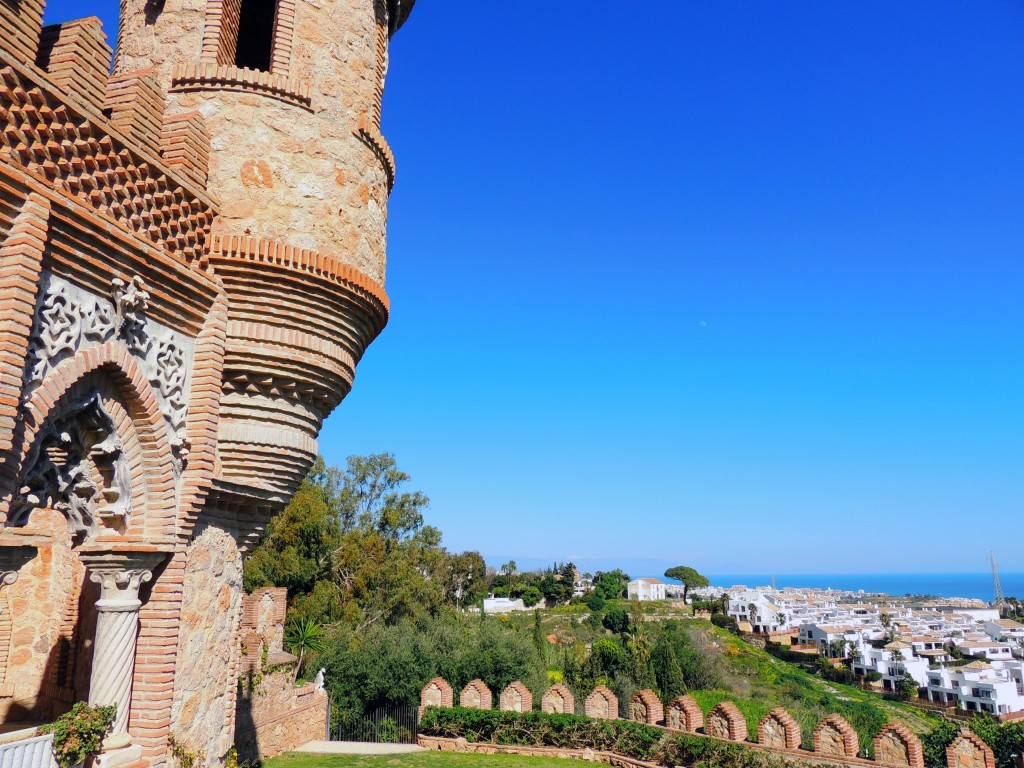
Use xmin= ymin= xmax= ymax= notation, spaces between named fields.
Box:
xmin=460 ymin=679 xmax=492 ymax=710
xmin=665 ymin=695 xmax=703 ymax=732
xmin=420 ymin=677 xmax=453 ymax=709
xmin=499 ymin=681 xmax=533 ymax=713
xmin=706 ymin=701 xmax=746 ymax=742
xmin=758 ymin=707 xmax=801 ymax=750
xmin=813 ymin=714 xmax=859 ymax=758
xmin=627 ymin=689 xmax=663 ymax=725
xmin=584 ymin=685 xmax=618 ymax=720
xmin=541 ymin=684 xmax=574 ymax=715
xmin=13 ymin=344 xmax=177 ymax=540
xmin=873 ymin=721 xmax=924 ymax=768
xmin=947 ymin=731 xmax=996 ymax=768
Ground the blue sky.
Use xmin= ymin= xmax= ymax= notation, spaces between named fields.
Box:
xmin=47 ymin=2 xmax=1024 ymax=574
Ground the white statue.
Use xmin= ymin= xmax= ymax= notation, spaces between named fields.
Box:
xmin=314 ymin=668 xmax=326 ymax=692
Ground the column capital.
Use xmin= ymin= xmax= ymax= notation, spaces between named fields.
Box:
xmin=79 ymin=549 xmax=167 ymax=607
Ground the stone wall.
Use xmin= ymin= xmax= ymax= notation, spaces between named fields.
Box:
xmin=232 ymin=586 xmax=325 ymax=763
xmin=169 ymin=526 xmax=244 ymax=763
xmin=234 ymin=670 xmax=327 ymax=763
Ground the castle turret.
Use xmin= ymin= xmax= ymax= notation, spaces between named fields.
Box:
xmin=114 ymin=0 xmax=411 ymax=502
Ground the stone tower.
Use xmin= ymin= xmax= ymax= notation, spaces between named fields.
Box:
xmin=0 ymin=0 xmax=415 ymax=765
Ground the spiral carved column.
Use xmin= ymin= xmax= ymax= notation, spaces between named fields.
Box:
xmin=81 ymin=551 xmax=166 ymax=746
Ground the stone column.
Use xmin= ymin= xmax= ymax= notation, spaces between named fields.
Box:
xmin=80 ymin=551 xmax=165 ymax=747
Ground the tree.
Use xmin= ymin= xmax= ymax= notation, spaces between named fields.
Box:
xmin=894 ymin=672 xmax=918 ymax=700
xmin=603 ymin=605 xmax=630 ymax=634
xmin=663 ymin=566 xmax=710 ymax=604
xmin=593 ymin=570 xmax=630 ymax=601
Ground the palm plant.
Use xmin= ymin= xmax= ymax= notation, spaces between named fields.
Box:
xmin=284 ymin=617 xmax=327 ymax=682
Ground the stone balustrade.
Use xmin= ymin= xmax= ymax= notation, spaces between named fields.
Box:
xmin=418 ymin=677 xmax=981 ymax=768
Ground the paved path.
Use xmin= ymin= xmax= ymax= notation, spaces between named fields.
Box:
xmin=296 ymin=741 xmax=424 ymax=755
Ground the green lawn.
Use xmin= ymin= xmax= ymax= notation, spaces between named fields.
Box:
xmin=266 ymin=752 xmax=579 ymax=768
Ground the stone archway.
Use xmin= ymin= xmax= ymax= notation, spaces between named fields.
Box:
xmin=758 ymin=707 xmax=801 ymax=750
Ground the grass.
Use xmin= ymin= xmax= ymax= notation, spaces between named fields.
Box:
xmin=265 ymin=752 xmax=584 ymax=768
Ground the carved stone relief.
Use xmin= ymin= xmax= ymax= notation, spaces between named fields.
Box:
xmin=8 ymin=390 xmax=132 ymax=535
xmin=24 ymin=273 xmax=194 ymax=472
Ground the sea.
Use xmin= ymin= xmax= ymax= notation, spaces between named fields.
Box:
xmin=702 ymin=573 xmax=1024 ymax=602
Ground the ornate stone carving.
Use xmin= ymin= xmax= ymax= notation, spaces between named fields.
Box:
xmin=112 ymin=276 xmax=150 ymax=354
xmin=24 ymin=274 xmax=194 ymax=472
xmin=9 ymin=391 xmax=132 ymax=535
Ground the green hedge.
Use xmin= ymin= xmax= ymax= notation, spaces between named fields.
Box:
xmin=419 ymin=707 xmax=835 ymax=768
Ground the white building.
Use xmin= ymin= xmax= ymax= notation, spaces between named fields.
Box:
xmin=851 ymin=640 xmax=930 ymax=689
xmin=628 ymin=578 xmax=666 ymax=601
xmin=926 ymin=660 xmax=1024 ymax=716
xmin=984 ymin=619 xmax=1024 ymax=652
xmin=482 ymin=596 xmax=529 ymax=613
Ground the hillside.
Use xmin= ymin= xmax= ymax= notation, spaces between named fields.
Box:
xmin=518 ymin=604 xmax=939 ymax=752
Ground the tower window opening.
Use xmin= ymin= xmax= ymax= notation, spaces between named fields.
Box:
xmin=235 ymin=0 xmax=277 ymax=72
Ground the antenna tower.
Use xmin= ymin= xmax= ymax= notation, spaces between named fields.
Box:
xmin=991 ymin=552 xmax=1005 ymax=608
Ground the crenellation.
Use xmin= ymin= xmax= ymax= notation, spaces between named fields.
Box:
xmin=37 ymin=17 xmax=111 ymax=115
xmin=105 ymin=70 xmax=166 ymax=160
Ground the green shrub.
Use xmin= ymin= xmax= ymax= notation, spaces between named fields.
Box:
xmin=419 ymin=707 xmax=663 ymax=761
xmin=39 ymin=702 xmax=116 ymax=768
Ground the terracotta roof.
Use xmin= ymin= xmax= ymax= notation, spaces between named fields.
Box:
xmin=962 ymin=661 xmax=993 ymax=670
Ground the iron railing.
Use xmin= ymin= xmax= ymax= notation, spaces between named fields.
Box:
xmin=328 ymin=703 xmax=418 ymax=744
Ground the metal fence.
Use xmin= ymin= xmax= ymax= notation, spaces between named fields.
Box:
xmin=328 ymin=703 xmax=418 ymax=744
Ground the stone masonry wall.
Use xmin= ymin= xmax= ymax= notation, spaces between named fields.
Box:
xmin=168 ymin=527 xmax=244 ymax=763
xmin=234 ymin=669 xmax=327 ymax=764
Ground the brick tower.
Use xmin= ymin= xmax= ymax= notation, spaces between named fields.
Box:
xmin=0 ymin=0 xmax=415 ymax=765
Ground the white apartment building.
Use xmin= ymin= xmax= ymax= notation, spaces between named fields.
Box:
xmin=851 ymin=640 xmax=930 ymax=689
xmin=985 ymin=619 xmax=1024 ymax=650
xmin=627 ymin=578 xmax=666 ymax=601
xmin=926 ymin=661 xmax=1024 ymax=716
xmin=799 ymin=623 xmax=864 ymax=656
xmin=727 ymin=591 xmax=798 ymax=634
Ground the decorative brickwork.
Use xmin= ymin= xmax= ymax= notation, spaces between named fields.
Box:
xmin=873 ymin=721 xmax=924 ymax=768
xmin=584 ymin=685 xmax=618 ymax=720
xmin=37 ymin=17 xmax=111 ymax=114
xmin=541 ymin=683 xmax=574 ymax=715
xmin=706 ymin=701 xmax=746 ymax=742
xmin=105 ymin=69 xmax=166 ymax=159
xmin=421 ymin=677 xmax=455 ymax=710
xmin=946 ymin=731 xmax=996 ymax=768
xmin=665 ymin=695 xmax=703 ymax=732
xmin=460 ymin=679 xmax=492 ymax=710
xmin=500 ymin=681 xmax=534 ymax=713
xmin=758 ymin=707 xmax=801 ymax=750
xmin=0 ymin=0 xmax=45 ymax=63
xmin=627 ymin=689 xmax=663 ymax=725
xmin=813 ymin=714 xmax=859 ymax=759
